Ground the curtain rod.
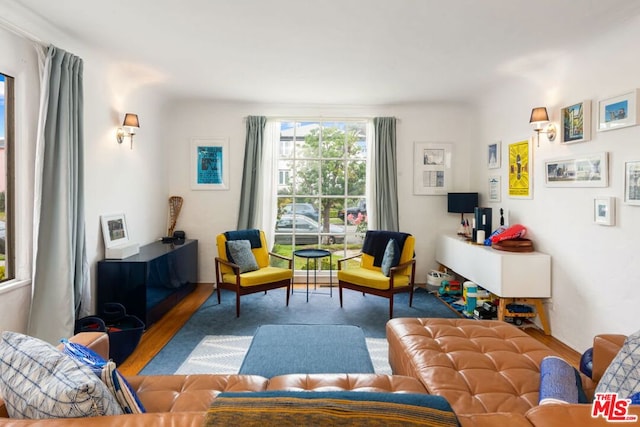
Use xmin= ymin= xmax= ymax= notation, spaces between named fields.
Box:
xmin=0 ymin=15 xmax=46 ymax=46
xmin=243 ymin=116 xmax=399 ymax=122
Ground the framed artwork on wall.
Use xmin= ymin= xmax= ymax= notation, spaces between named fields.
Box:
xmin=544 ymin=152 xmax=608 ymax=187
xmin=488 ymin=176 xmax=501 ymax=202
xmin=624 ymin=160 xmax=640 ymax=205
xmin=560 ymin=100 xmax=591 ymax=143
xmin=190 ymin=137 xmax=230 ymax=190
xmin=597 ymin=89 xmax=640 ymax=131
xmin=413 ymin=142 xmax=452 ymax=195
xmin=594 ymin=196 xmax=615 ymax=226
xmin=507 ymin=139 xmax=532 ymax=199
xmin=488 ymin=141 xmax=501 ymax=169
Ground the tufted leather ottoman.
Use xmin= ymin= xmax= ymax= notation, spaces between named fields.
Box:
xmin=386 ymin=318 xmax=569 ymax=416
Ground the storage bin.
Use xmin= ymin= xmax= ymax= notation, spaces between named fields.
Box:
xmin=75 ymin=303 xmax=145 ymax=365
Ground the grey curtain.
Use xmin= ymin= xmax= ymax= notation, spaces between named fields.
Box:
xmin=237 ymin=116 xmax=267 ymax=229
xmin=29 ymin=45 xmax=88 ymax=344
xmin=372 ymin=117 xmax=399 ymax=231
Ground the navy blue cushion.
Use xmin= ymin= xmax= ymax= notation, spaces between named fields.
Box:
xmin=362 ymin=230 xmax=410 ymax=267
xmin=224 ymin=229 xmax=262 ymax=248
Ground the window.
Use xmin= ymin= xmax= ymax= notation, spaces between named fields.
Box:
xmin=272 ymin=120 xmax=368 ymax=272
xmin=0 ymin=73 xmax=15 ymax=282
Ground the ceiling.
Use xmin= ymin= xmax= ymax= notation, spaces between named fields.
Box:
xmin=8 ymin=0 xmax=640 ymax=105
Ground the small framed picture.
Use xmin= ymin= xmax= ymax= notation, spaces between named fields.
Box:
xmin=560 ymin=100 xmax=591 ymax=143
xmin=594 ymin=197 xmax=615 ymax=226
xmin=624 ymin=160 xmax=640 ymax=205
xmin=488 ymin=176 xmax=501 ymax=202
xmin=100 ymin=213 xmax=130 ymax=248
xmin=597 ymin=89 xmax=640 ymax=131
xmin=488 ymin=141 xmax=501 ymax=169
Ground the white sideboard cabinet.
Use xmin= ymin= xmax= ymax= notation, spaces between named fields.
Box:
xmin=435 ymin=234 xmax=551 ymax=334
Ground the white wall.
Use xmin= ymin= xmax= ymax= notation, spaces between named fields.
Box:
xmin=0 ymin=9 xmax=170 ymax=332
xmin=0 ymin=26 xmax=38 ymax=333
xmin=471 ymin=15 xmax=640 ymax=352
xmin=163 ymin=101 xmax=474 ymax=283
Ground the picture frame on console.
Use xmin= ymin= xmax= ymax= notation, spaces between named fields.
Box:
xmin=413 ymin=142 xmax=452 ymax=195
xmin=597 ymin=89 xmax=640 ymax=132
xmin=190 ymin=137 xmax=230 ymax=190
xmin=100 ymin=212 xmax=139 ymax=259
xmin=560 ymin=100 xmax=591 ymax=143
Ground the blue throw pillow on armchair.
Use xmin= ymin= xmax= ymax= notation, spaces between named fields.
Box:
xmin=226 ymin=239 xmax=259 ymax=273
xmin=381 ymin=239 xmax=400 ymax=277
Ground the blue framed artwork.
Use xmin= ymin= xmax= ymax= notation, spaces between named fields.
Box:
xmin=598 ymin=89 xmax=639 ymax=132
xmin=190 ymin=137 xmax=229 ymax=190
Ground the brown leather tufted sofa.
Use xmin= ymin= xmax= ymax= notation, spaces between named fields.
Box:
xmin=0 ymin=331 xmax=427 ymax=426
xmin=387 ymin=317 xmax=640 ymax=427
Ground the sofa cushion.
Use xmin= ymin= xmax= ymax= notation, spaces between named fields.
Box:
xmin=595 ymin=329 xmax=640 ymax=400
xmin=0 ymin=331 xmax=122 ymax=419
xmin=226 ymin=239 xmax=259 ymax=273
xmin=204 ymin=391 xmax=458 ymax=426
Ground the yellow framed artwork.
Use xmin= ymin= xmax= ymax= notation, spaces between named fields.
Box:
xmin=508 ymin=139 xmax=532 ymax=199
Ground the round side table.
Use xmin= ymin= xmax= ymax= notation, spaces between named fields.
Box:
xmin=292 ymin=249 xmax=332 ymax=302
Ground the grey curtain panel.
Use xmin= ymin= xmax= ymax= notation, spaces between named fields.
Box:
xmin=29 ymin=45 xmax=88 ymax=344
xmin=237 ymin=116 xmax=267 ymax=230
xmin=372 ymin=117 xmax=399 ymax=231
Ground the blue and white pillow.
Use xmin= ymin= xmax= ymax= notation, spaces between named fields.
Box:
xmin=62 ymin=339 xmax=145 ymax=414
xmin=0 ymin=331 xmax=122 ymax=419
xmin=595 ymin=329 xmax=640 ymax=400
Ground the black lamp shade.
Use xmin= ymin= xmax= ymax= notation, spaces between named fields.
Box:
xmin=447 ymin=192 xmax=478 ymax=214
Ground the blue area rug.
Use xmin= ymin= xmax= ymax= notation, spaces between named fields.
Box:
xmin=140 ymin=287 xmax=459 ymax=375
xmin=239 ymin=324 xmax=374 ymax=377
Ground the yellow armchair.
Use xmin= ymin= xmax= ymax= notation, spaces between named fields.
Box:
xmin=215 ymin=229 xmax=293 ymax=317
xmin=337 ymin=230 xmax=416 ymax=318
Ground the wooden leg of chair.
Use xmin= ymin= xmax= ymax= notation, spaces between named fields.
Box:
xmin=339 ymin=286 xmax=344 ymax=308
xmin=236 ymin=295 xmax=241 ymax=318
xmin=286 ymin=284 xmax=290 ymax=307
xmin=216 ymin=287 xmax=221 ymax=304
xmin=389 ymin=296 xmax=394 ymax=319
xmin=409 ymin=287 xmax=414 ymax=307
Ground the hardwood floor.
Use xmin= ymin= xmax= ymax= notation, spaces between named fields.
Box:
xmin=117 ymin=283 xmax=581 ymax=376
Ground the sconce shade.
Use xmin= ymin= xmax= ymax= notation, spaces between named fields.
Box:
xmin=123 ymin=113 xmax=140 ymax=128
xmin=529 ymin=107 xmax=549 ymax=125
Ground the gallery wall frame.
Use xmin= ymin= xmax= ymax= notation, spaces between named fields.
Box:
xmin=624 ymin=160 xmax=640 ymax=205
xmin=190 ymin=137 xmax=230 ymax=190
xmin=413 ymin=142 xmax=452 ymax=195
xmin=544 ymin=152 xmax=609 ymax=188
xmin=488 ymin=176 xmax=501 ymax=202
xmin=560 ymin=100 xmax=591 ymax=143
xmin=488 ymin=141 xmax=501 ymax=169
xmin=100 ymin=213 xmax=130 ymax=249
xmin=594 ymin=196 xmax=615 ymax=226
xmin=597 ymin=89 xmax=640 ymax=132
xmin=507 ymin=139 xmax=532 ymax=199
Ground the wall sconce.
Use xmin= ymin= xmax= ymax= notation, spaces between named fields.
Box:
xmin=116 ymin=113 xmax=140 ymax=149
xmin=529 ymin=107 xmax=556 ymax=147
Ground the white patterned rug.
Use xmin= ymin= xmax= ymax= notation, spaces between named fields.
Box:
xmin=175 ymin=335 xmax=392 ymax=375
